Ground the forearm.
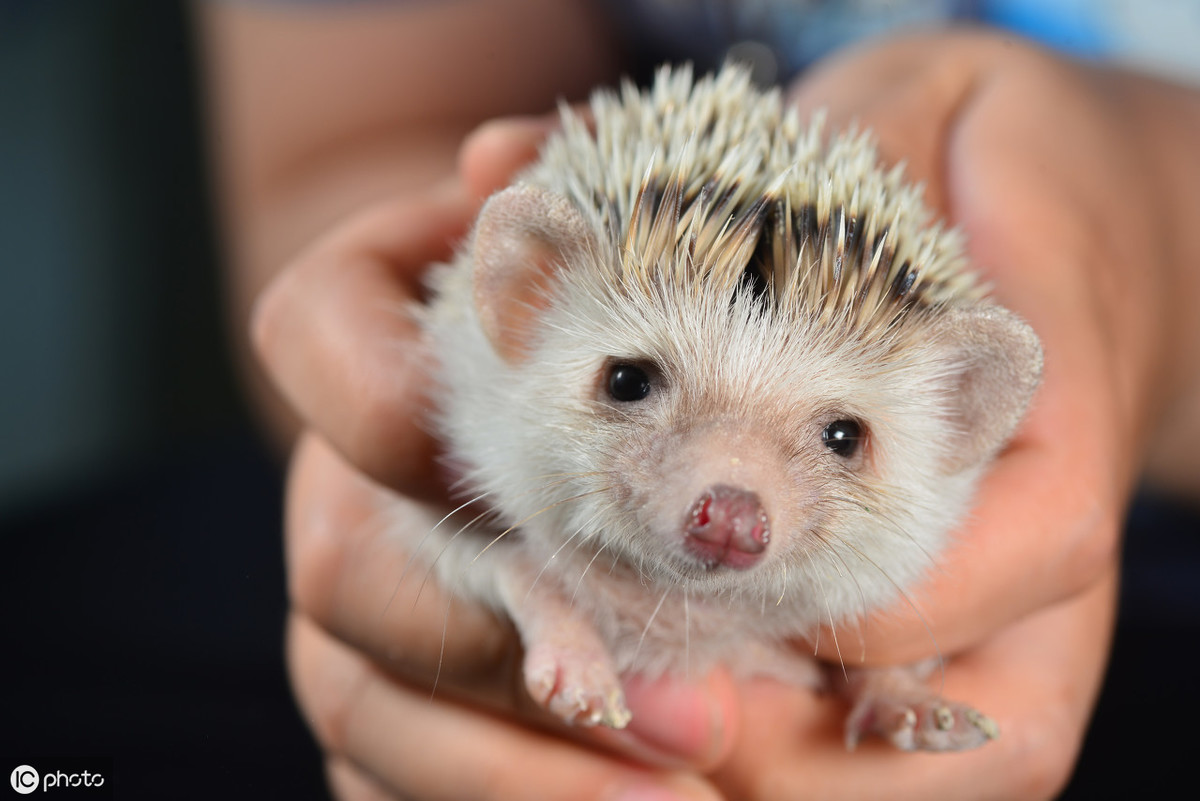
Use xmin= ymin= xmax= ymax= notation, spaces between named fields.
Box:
xmin=1122 ymin=73 xmax=1200 ymax=499
xmin=196 ymin=0 xmax=623 ymax=445
xmin=206 ymin=118 xmax=470 ymax=445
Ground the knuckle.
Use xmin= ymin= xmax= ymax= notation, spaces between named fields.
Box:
xmin=286 ymin=509 xmax=341 ymax=620
xmin=343 ymin=361 xmax=436 ymax=491
xmin=347 ymin=373 xmax=412 ymax=460
xmin=874 ymin=26 xmax=1057 ymax=81
xmin=326 ymin=758 xmax=400 ymax=801
xmin=248 ymin=271 xmax=293 ymax=372
xmin=287 ymin=616 xmax=371 ymax=757
xmin=284 ymin=436 xmax=359 ymax=622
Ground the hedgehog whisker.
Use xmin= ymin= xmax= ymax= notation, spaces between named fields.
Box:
xmin=806 ymin=527 xmax=874 ymax=668
xmin=386 ymin=489 xmax=495 ymax=613
xmin=425 ymin=472 xmax=606 ymax=605
xmin=826 ymin=490 xmax=942 ymax=575
xmin=823 ymin=535 xmax=876 ymax=662
xmin=343 ymin=501 xmax=421 ymax=617
xmin=608 ymin=547 xmax=622 ymax=576
xmin=836 ymin=538 xmax=946 ymax=694
xmin=431 ymin=485 xmax=610 ymax=705
xmin=469 ymin=487 xmax=610 ymax=566
xmin=521 ymin=469 xmax=609 ymax=483
xmin=417 ymin=503 xmax=504 ymax=612
xmin=430 ymin=591 xmax=454 ymax=706
xmin=571 ymin=532 xmax=615 ymax=606
xmin=632 ymin=585 xmax=673 ymax=667
xmin=820 ymin=561 xmax=849 ymax=683
xmin=801 ymin=548 xmax=824 ymax=656
xmin=525 ymin=525 xmax=586 ymax=608
xmin=683 ymin=580 xmax=691 ymax=682
xmin=811 ymin=526 xmax=871 ymax=643
xmin=370 ymin=296 xmax=422 ymax=323
xmin=555 ymin=498 xmax=622 ymax=609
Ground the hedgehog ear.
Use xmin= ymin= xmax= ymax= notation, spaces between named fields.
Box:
xmin=934 ymin=305 xmax=1043 ymax=474
xmin=471 ymin=185 xmax=597 ymax=364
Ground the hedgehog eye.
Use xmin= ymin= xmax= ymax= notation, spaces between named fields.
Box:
xmin=822 ymin=419 xmax=863 ymax=457
xmin=607 ymin=363 xmax=652 ymax=402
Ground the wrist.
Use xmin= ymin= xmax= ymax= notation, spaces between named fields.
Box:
xmin=1118 ymin=73 xmax=1200 ymax=498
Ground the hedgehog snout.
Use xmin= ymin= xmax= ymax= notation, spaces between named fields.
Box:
xmin=684 ymin=484 xmax=770 ymax=570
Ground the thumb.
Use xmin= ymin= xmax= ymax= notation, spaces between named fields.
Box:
xmin=585 ymin=669 xmax=740 ymax=772
xmin=459 ymin=114 xmax=561 ymax=201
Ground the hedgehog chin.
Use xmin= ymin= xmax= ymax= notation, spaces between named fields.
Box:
xmin=656 ymin=548 xmax=771 ymax=586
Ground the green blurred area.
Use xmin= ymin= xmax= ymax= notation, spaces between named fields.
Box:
xmin=0 ymin=0 xmax=247 ymax=517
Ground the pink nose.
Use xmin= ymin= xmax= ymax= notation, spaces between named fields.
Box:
xmin=684 ymin=484 xmax=770 ymax=569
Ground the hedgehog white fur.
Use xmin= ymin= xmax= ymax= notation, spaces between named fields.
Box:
xmin=418 ymin=63 xmax=1042 ymax=752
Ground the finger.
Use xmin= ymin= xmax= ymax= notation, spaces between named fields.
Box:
xmin=459 ymin=114 xmax=561 ymax=202
xmin=328 ymin=757 xmax=403 ymax=801
xmin=786 ymin=30 xmax=1054 ymax=214
xmin=943 ymin=45 xmax=1168 ymax=437
xmin=715 ymin=570 xmax=1117 ymax=801
xmin=290 ymin=614 xmax=726 ymax=801
xmin=786 ymin=31 xmax=1124 ymax=662
xmin=287 ymin=433 xmax=737 ymax=769
xmin=253 ymin=181 xmax=476 ymax=499
xmin=812 ymin=330 xmax=1119 ymax=665
xmin=286 ymin=432 xmax=516 ymax=690
xmin=786 ymin=30 xmax=999 ymax=215
xmin=891 ymin=38 xmax=1149 ymax=655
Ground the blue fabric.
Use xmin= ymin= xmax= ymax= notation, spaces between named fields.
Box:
xmin=608 ymin=0 xmax=973 ymax=82
xmin=206 ymin=0 xmax=1200 ymax=84
xmin=608 ymin=0 xmax=1200 ymax=83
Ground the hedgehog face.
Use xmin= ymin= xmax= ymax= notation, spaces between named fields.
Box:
xmin=495 ymin=281 xmax=976 ymax=617
xmin=440 ymin=78 xmax=1042 ymax=615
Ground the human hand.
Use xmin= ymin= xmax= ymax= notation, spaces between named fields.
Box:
xmin=261 ymin=28 xmax=1194 ymax=800
xmin=255 ymin=139 xmax=738 ymax=800
xmin=686 ymin=28 xmax=1185 ymax=798
xmin=709 ymin=28 xmax=1185 ymax=797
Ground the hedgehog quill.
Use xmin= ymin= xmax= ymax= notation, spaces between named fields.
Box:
xmin=417 ymin=64 xmax=1042 ymax=752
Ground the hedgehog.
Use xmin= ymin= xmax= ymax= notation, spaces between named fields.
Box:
xmin=416 ymin=63 xmax=1043 ymax=752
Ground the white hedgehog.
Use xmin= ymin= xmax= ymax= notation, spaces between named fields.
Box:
xmin=419 ymin=63 xmax=1043 ymax=752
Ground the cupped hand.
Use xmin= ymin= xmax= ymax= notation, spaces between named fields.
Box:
xmin=284 ymin=434 xmax=735 ymax=800
xmin=254 ymin=123 xmax=736 ymax=800
xmin=708 ymin=29 xmax=1177 ymax=798
xmin=257 ymin=28 xmax=1187 ymax=801
xmin=786 ymin=29 xmax=1165 ymax=666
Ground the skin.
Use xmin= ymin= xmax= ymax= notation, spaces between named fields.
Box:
xmin=200 ymin=4 xmax=1200 ymax=799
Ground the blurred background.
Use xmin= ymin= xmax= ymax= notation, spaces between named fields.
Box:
xmin=1 ymin=1 xmax=1197 ymax=799
xmin=0 ymin=1 xmax=325 ymax=797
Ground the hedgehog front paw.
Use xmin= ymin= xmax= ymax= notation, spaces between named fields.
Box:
xmin=524 ymin=642 xmax=631 ymax=728
xmin=497 ymin=562 xmax=632 ymax=728
xmin=845 ymin=693 xmax=999 ymax=752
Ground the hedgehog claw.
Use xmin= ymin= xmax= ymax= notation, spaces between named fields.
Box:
xmin=524 ymin=643 xmax=630 ymax=728
xmin=846 ymin=692 xmax=998 ymax=752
